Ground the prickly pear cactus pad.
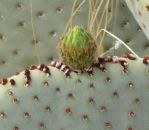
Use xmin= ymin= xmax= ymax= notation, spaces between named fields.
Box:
xmin=0 ymin=0 xmax=148 ymax=79
xmin=0 ymin=55 xmax=149 ymax=130
xmin=104 ymin=0 xmax=149 ymax=56
xmin=124 ymin=0 xmax=149 ymax=40
xmin=59 ymin=26 xmax=96 ymax=69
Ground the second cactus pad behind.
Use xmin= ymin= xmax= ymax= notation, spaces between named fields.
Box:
xmin=59 ymin=26 xmax=96 ymax=70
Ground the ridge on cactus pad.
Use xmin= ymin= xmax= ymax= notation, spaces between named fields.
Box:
xmin=0 ymin=55 xmax=149 ymax=130
xmin=59 ymin=26 xmax=96 ymax=70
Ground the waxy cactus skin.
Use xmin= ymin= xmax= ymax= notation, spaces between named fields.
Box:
xmin=0 ymin=0 xmax=148 ymax=129
xmin=0 ymin=0 xmax=148 ymax=78
xmin=0 ymin=55 xmax=149 ymax=130
xmin=124 ymin=0 xmax=149 ymax=40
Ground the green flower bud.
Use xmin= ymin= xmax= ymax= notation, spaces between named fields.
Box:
xmin=59 ymin=26 xmax=96 ymax=70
